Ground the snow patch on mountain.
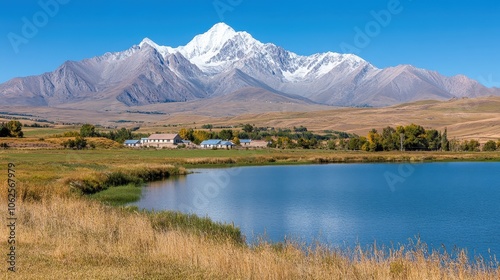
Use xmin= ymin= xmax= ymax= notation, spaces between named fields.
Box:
xmin=1 ymin=22 xmax=498 ymax=108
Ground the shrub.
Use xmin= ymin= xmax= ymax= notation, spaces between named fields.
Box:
xmin=483 ymin=140 xmax=497 ymax=151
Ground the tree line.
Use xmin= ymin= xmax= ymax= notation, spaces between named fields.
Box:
xmin=178 ymin=123 xmax=500 ymax=152
xmin=179 ymin=124 xmax=355 ymax=146
xmin=60 ymin=124 xmax=148 ymax=150
xmin=78 ymin=124 xmax=149 ymax=143
xmin=346 ymin=124 xmax=448 ymax=152
xmin=321 ymin=124 xmax=500 ymax=152
xmin=347 ymin=124 xmax=500 ymax=152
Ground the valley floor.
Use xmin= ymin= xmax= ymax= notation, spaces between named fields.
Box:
xmin=3 ymin=95 xmax=500 ymax=143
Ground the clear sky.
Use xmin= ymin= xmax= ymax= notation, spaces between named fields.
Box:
xmin=1 ymin=0 xmax=499 ymax=87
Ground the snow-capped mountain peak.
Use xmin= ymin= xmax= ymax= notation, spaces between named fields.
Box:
xmin=139 ymin=37 xmax=174 ymax=57
xmin=139 ymin=37 xmax=158 ymax=48
xmin=178 ymin=23 xmax=238 ymax=59
xmin=135 ymin=23 xmax=369 ymax=80
xmin=174 ymin=23 xmax=263 ymax=72
xmin=2 ymin=22 xmax=498 ymax=109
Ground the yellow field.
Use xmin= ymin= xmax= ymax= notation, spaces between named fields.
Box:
xmin=3 ymin=96 xmax=500 ymax=142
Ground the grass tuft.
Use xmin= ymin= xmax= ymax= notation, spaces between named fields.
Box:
xmin=89 ymin=183 xmax=142 ymax=206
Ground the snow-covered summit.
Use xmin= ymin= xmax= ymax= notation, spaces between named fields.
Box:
xmin=174 ymin=23 xmax=266 ymax=73
xmin=3 ymin=22 xmax=495 ymax=109
xmin=139 ymin=37 xmax=174 ymax=57
xmin=136 ymin=23 xmax=370 ymax=80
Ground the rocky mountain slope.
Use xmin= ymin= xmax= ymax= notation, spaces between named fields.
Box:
xmin=1 ymin=23 xmax=498 ymax=108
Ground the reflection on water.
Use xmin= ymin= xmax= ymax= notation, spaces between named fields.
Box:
xmin=132 ymin=163 xmax=500 ymax=257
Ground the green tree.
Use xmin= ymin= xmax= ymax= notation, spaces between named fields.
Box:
xmin=348 ymin=136 xmax=367 ymax=150
xmin=403 ymin=124 xmax=427 ymax=151
xmin=80 ymin=124 xmax=97 ymax=137
xmin=201 ymin=124 xmax=213 ymax=130
xmin=297 ymin=138 xmax=308 ymax=149
xmin=425 ymin=129 xmax=441 ymax=151
xmin=441 ymin=128 xmax=450 ymax=151
xmin=460 ymin=139 xmax=480 ymax=152
xmin=242 ymin=124 xmax=254 ymax=133
xmin=309 ymin=138 xmax=318 ymax=148
xmin=218 ymin=129 xmax=233 ymax=140
xmin=113 ymin=128 xmax=133 ymax=143
xmin=74 ymin=136 xmax=87 ymax=150
xmin=482 ymin=140 xmax=497 ymax=151
xmin=5 ymin=120 xmax=23 ymax=138
xmin=327 ymin=140 xmax=337 ymax=150
xmin=62 ymin=137 xmax=87 ymax=150
xmin=294 ymin=126 xmax=308 ymax=132
xmin=0 ymin=123 xmax=9 ymax=137
xmin=381 ymin=126 xmax=398 ymax=151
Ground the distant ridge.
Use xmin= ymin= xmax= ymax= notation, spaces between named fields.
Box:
xmin=1 ymin=22 xmax=499 ymax=108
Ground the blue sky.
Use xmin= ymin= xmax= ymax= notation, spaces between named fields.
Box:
xmin=1 ymin=0 xmax=499 ymax=86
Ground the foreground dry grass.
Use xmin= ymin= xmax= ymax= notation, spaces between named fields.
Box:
xmin=1 ymin=149 xmax=500 ymax=279
xmin=1 ymin=195 xmax=499 ymax=280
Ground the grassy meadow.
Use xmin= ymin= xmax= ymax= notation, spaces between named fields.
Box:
xmin=1 ymin=134 xmax=500 ymax=278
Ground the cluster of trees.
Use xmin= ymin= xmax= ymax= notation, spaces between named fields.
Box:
xmin=340 ymin=124 xmax=500 ymax=153
xmin=62 ymin=137 xmax=91 ymax=150
xmin=448 ymin=139 xmax=500 ymax=152
xmin=180 ymin=124 xmax=355 ymax=146
xmin=78 ymin=124 xmax=147 ymax=143
xmin=178 ymin=128 xmax=235 ymax=145
xmin=59 ymin=124 xmax=147 ymax=150
xmin=0 ymin=121 xmax=24 ymax=138
xmin=238 ymin=124 xmax=352 ymax=143
xmin=23 ymin=123 xmax=51 ymax=128
xmin=482 ymin=140 xmax=500 ymax=152
xmin=345 ymin=124 xmax=448 ymax=152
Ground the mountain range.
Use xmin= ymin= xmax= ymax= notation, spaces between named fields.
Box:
xmin=1 ymin=22 xmax=498 ymax=108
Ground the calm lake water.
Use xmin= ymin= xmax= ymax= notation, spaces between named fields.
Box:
xmin=132 ymin=162 xmax=500 ymax=256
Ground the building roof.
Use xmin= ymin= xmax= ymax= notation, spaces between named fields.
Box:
xmin=148 ymin=134 xmax=180 ymax=140
xmin=200 ymin=139 xmax=235 ymax=146
xmin=201 ymin=139 xmax=222 ymax=145
xmin=240 ymin=139 xmax=251 ymax=143
xmin=124 ymin=140 xmax=140 ymax=144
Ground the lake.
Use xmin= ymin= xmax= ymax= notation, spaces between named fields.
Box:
xmin=131 ymin=162 xmax=500 ymax=256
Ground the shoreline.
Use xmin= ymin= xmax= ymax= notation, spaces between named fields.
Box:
xmin=1 ymin=148 xmax=500 ymax=278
